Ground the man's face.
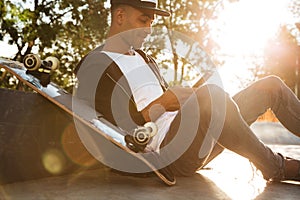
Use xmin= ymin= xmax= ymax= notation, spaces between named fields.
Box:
xmin=119 ymin=6 xmax=154 ymax=49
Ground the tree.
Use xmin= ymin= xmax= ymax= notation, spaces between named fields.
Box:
xmin=142 ymin=0 xmax=237 ymax=86
xmin=289 ymin=0 xmax=300 ymax=98
xmin=289 ymin=0 xmax=300 ymax=20
xmin=0 ymin=0 xmax=109 ymax=92
xmin=1 ymin=0 xmax=242 ymax=90
xmin=245 ymin=0 xmax=300 ymax=98
xmin=264 ymin=25 xmax=299 ymax=98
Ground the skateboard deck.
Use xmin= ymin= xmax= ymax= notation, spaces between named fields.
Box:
xmin=0 ymin=55 xmax=176 ymax=186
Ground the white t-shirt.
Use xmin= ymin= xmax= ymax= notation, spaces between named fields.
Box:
xmin=102 ymin=51 xmax=178 ymax=152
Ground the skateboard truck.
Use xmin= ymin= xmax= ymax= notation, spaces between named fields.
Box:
xmin=125 ymin=122 xmax=158 ymax=153
xmin=23 ymin=54 xmax=60 ymax=87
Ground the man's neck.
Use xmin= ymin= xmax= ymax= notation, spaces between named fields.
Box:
xmin=104 ymin=30 xmax=132 ymax=54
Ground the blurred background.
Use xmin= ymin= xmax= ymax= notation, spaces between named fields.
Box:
xmin=0 ymin=0 xmax=299 ymax=109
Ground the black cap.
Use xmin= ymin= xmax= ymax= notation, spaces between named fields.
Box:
xmin=111 ymin=0 xmax=170 ymax=17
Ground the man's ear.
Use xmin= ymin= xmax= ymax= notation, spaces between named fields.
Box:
xmin=115 ymin=7 xmax=126 ymax=25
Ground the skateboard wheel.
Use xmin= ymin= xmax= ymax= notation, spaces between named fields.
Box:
xmin=133 ymin=122 xmax=158 ymax=145
xmin=45 ymin=56 xmax=60 ymax=70
xmin=125 ymin=135 xmax=145 ymax=153
xmin=23 ymin=54 xmax=41 ymax=71
xmin=133 ymin=127 xmax=151 ymax=145
xmin=144 ymin=122 xmax=158 ymax=137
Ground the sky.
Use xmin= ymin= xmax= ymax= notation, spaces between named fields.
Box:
xmin=0 ymin=39 xmax=18 ymax=58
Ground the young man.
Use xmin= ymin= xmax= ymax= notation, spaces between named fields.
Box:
xmin=75 ymin=0 xmax=300 ymax=183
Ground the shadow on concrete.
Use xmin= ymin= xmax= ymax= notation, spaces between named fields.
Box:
xmin=0 ymin=88 xmax=103 ymax=184
xmin=0 ymin=169 xmax=230 ymax=200
xmin=256 ymin=181 xmax=300 ymax=200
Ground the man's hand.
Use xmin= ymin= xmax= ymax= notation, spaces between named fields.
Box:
xmin=160 ymin=86 xmax=195 ymax=111
xmin=141 ymin=86 xmax=195 ymax=122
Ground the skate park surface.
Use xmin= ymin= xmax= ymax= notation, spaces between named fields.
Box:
xmin=1 ymin=122 xmax=300 ymax=200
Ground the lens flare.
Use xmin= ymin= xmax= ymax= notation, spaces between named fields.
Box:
xmin=199 ymin=150 xmax=267 ymax=200
xmin=42 ymin=149 xmax=66 ymax=175
xmin=61 ymin=123 xmax=98 ymax=167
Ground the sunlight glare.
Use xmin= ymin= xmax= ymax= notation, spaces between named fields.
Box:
xmin=217 ymin=57 xmax=254 ymax=95
xmin=212 ymin=0 xmax=291 ymax=56
xmin=208 ymin=0 xmax=293 ymax=95
xmin=199 ymin=150 xmax=267 ymax=200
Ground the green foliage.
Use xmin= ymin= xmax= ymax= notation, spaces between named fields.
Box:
xmin=0 ymin=67 xmax=34 ymax=91
xmin=258 ymin=0 xmax=300 ymax=98
xmin=263 ymin=25 xmax=300 ymax=98
xmin=0 ymin=0 xmax=109 ymax=92
xmin=289 ymin=0 xmax=300 ymax=20
xmin=144 ymin=0 xmax=237 ymax=86
xmin=7 ymin=0 xmax=298 ymax=92
xmin=1 ymin=0 xmax=238 ymax=90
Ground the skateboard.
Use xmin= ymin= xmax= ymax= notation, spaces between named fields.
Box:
xmin=0 ymin=55 xmax=176 ymax=186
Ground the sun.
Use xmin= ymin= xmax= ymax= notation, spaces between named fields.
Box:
xmin=212 ymin=0 xmax=291 ymax=56
xmin=208 ymin=0 xmax=292 ymax=95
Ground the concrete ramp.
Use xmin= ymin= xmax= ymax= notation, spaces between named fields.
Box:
xmin=1 ymin=149 xmax=300 ymax=200
xmin=251 ymin=122 xmax=300 ymax=145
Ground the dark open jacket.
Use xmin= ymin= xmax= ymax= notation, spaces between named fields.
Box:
xmin=75 ymin=45 xmax=168 ymax=131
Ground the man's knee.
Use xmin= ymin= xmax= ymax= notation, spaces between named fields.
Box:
xmin=196 ymin=84 xmax=227 ymax=99
xmin=257 ymin=75 xmax=284 ymax=93
xmin=264 ymin=75 xmax=283 ymax=84
xmin=195 ymin=84 xmax=229 ymax=114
